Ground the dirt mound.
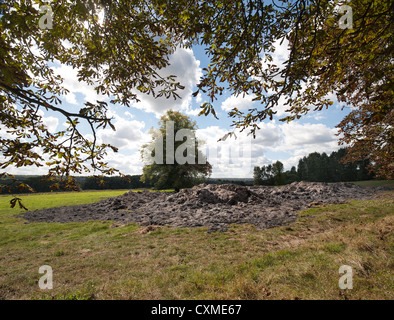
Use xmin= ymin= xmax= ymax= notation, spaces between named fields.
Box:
xmin=19 ymin=182 xmax=386 ymax=232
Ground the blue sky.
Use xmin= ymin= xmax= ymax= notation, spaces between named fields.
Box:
xmin=8 ymin=40 xmax=350 ymax=178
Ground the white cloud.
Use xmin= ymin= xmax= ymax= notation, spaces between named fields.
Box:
xmin=272 ymin=94 xmax=292 ymax=117
xmin=95 ymin=114 xmax=149 ymax=151
xmin=221 ymin=93 xmax=257 ymax=112
xmin=42 ymin=116 xmax=59 ymax=133
xmin=280 ymin=122 xmax=338 ymax=148
xmin=271 ymin=37 xmax=291 ymax=65
xmin=35 ymin=110 xmax=59 ymax=133
xmin=193 ymin=120 xmax=338 ymax=177
xmin=0 ymin=124 xmax=16 ymax=140
xmin=99 ymin=151 xmax=145 ymax=176
xmin=306 ymin=113 xmax=326 ymax=121
xmin=184 ymin=108 xmax=201 ymax=117
xmin=195 ymin=92 xmax=203 ymax=103
xmin=196 ymin=126 xmax=277 ymax=178
xmin=252 ymin=121 xmax=282 ymax=147
xmin=132 ymin=47 xmax=202 ymax=117
xmin=195 ymin=121 xmax=341 ymax=176
xmin=51 ymin=63 xmax=108 ymax=105
xmin=264 ymin=122 xmax=341 ymax=170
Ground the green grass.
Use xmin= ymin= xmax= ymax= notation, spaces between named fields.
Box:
xmin=0 ymin=188 xmax=393 ymax=300
xmin=0 ymin=189 xmax=129 ymax=209
xmin=350 ymin=180 xmax=394 ymax=188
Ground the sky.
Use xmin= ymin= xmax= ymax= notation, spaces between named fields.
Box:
xmin=7 ymin=39 xmax=350 ymax=179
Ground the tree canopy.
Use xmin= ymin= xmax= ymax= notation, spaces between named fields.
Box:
xmin=254 ymin=147 xmax=375 ymax=185
xmin=0 ymin=0 xmax=185 ymax=189
xmin=192 ymin=0 xmax=393 ymax=178
xmin=140 ymin=110 xmax=212 ymax=191
xmin=253 ymin=160 xmax=285 ymax=186
xmin=1 ymin=0 xmax=392 ymax=187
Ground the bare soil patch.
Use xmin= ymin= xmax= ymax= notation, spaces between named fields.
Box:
xmin=19 ymin=182 xmax=390 ymax=232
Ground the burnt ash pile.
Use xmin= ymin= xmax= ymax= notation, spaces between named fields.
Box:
xmin=19 ymin=182 xmax=386 ymax=232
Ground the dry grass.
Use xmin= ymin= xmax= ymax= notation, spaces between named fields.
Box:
xmin=0 ymin=189 xmax=393 ymax=300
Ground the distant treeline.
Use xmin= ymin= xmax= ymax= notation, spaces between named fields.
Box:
xmin=0 ymin=148 xmax=376 ymax=194
xmin=206 ymin=178 xmax=254 ymax=186
xmin=0 ymin=175 xmax=153 ymax=194
xmin=0 ymin=174 xmax=253 ymax=194
xmin=82 ymin=175 xmax=152 ymax=190
xmin=0 ymin=176 xmax=72 ymax=194
xmin=254 ymin=148 xmax=375 ymax=186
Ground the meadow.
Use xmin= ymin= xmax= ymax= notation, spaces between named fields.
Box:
xmin=0 ymin=185 xmax=393 ymax=300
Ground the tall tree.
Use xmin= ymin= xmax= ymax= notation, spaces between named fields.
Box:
xmin=297 ymin=157 xmax=308 ymax=181
xmin=263 ymin=164 xmax=275 ymax=185
xmin=285 ymin=166 xmax=299 ymax=184
xmin=253 ymin=163 xmax=276 ymax=185
xmin=253 ymin=166 xmax=263 ymax=185
xmin=140 ymin=110 xmax=212 ymax=191
xmin=296 ymin=147 xmax=374 ymax=182
xmin=272 ymin=160 xmax=285 ymax=185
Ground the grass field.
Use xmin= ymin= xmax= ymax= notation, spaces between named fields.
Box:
xmin=350 ymin=180 xmax=394 ymax=188
xmin=0 ymin=187 xmax=393 ymax=300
